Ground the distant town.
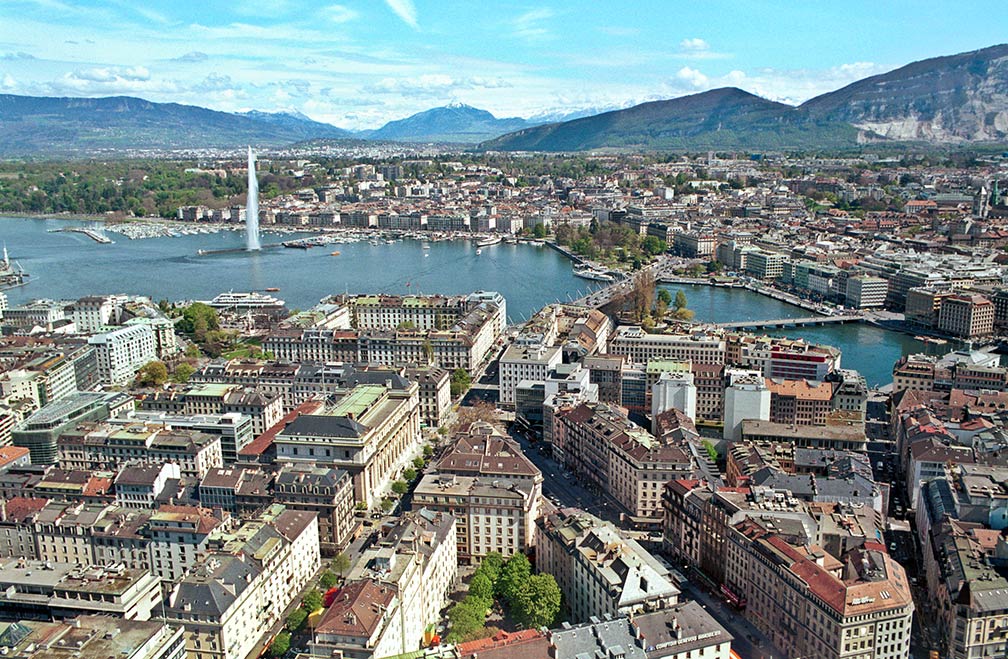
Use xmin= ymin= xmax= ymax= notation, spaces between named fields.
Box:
xmin=0 ymin=147 xmax=1006 ymax=659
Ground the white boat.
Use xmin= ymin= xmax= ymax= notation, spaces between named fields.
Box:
xmin=476 ymin=235 xmax=502 ymax=248
xmin=573 ymin=265 xmax=616 ymax=282
xmin=476 ymin=248 xmax=483 ymax=255
xmin=206 ymin=291 xmax=286 ymax=309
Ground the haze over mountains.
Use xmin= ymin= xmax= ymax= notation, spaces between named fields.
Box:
xmin=0 ymin=44 xmax=1005 ymax=156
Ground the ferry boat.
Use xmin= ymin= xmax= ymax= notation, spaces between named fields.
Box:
xmin=573 ymin=264 xmax=616 ymax=282
xmin=476 ymin=235 xmax=502 ymax=248
xmin=206 ymin=291 xmax=286 ymax=310
xmin=914 ymin=335 xmax=948 ymax=345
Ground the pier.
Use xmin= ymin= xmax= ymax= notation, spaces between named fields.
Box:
xmin=50 ymin=227 xmax=113 ymax=244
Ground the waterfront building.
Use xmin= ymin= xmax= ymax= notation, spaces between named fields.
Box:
xmin=608 ymin=326 xmax=726 ymax=365
xmin=88 ymin=324 xmax=157 ymax=386
xmin=844 ymin=274 xmax=888 ymax=309
xmin=745 ymin=249 xmax=785 ymax=280
xmin=536 ymin=509 xmax=680 ymax=623
xmin=937 ymin=294 xmax=995 ymax=339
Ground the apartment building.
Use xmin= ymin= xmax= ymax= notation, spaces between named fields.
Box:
xmin=536 ymin=509 xmax=680 ymax=623
xmin=138 ymin=383 xmax=283 ymax=441
xmin=608 ymin=326 xmax=726 ymax=365
xmin=164 ymin=506 xmax=320 ymax=659
xmin=57 ymin=421 xmax=224 ymax=481
xmin=314 ymin=510 xmax=457 ymax=659
xmin=88 ymin=324 xmax=157 ymax=386
xmin=274 ymin=464 xmax=356 ymax=553
xmin=0 ymin=616 xmax=187 ymax=659
xmin=555 ymin=403 xmax=695 ymax=525
xmin=766 ymin=377 xmax=834 ymax=425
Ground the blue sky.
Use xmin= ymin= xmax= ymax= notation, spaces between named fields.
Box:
xmin=0 ymin=0 xmax=1004 ymax=129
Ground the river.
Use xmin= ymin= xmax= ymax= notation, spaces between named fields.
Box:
xmin=1 ymin=217 xmax=945 ymax=387
xmin=661 ymin=284 xmax=955 ymax=387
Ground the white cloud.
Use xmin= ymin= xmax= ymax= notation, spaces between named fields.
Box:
xmin=679 ymin=38 xmax=709 ymax=51
xmin=383 ymin=0 xmax=418 ymax=29
xmin=1 ymin=74 xmax=15 ymax=89
xmin=2 ymin=52 xmax=36 ymax=61
xmin=675 ymin=66 xmax=708 ymax=88
xmin=321 ymin=4 xmax=357 ymax=24
xmin=512 ymin=8 xmax=554 ymax=40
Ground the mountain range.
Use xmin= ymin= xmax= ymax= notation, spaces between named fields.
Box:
xmin=0 ymin=44 xmax=1005 ymax=156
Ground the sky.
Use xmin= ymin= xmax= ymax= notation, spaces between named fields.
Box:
xmin=0 ymin=0 xmax=1005 ymax=130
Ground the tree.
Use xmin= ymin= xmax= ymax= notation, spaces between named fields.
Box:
xmin=136 ymin=361 xmax=168 ymax=387
xmin=301 ymin=589 xmax=323 ymax=613
xmin=475 ymin=551 xmax=504 ymax=584
xmin=331 ymin=552 xmax=351 ymax=577
xmin=674 ymin=289 xmax=688 ymax=311
xmin=319 ymin=571 xmax=338 ymax=589
xmin=391 ymin=480 xmax=409 ymax=496
xmin=412 ymin=456 xmax=426 ymax=470
xmin=532 ymin=223 xmax=547 ymax=239
xmin=447 ymin=599 xmax=485 ymax=642
xmin=381 ymin=497 xmax=394 ymax=512
xmin=702 ymin=439 xmax=719 ymax=462
xmin=450 ymin=368 xmax=472 ymax=398
xmin=286 ymin=608 xmax=307 ymax=632
xmin=513 ymin=573 xmax=562 ymax=628
xmin=641 ymin=235 xmax=667 ymax=256
xmin=657 ymin=288 xmax=673 ymax=307
xmin=178 ymin=302 xmax=219 ymax=336
xmin=498 ymin=553 xmax=532 ymax=604
xmin=268 ymin=632 xmax=290 ymax=658
xmin=402 ymin=467 xmax=417 ymax=482
xmin=453 ymin=399 xmax=498 ymax=429
xmin=172 ymin=363 xmax=195 ymax=383
xmin=184 ymin=344 xmax=201 ymax=359
xmin=469 ymin=572 xmax=494 ymax=601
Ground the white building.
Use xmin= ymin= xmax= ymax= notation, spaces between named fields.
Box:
xmin=536 ymin=509 xmax=680 ymax=623
xmin=723 ymin=368 xmax=770 ymax=442
xmin=499 ymin=343 xmax=562 ymax=406
xmin=651 ymin=369 xmax=696 ymax=432
xmin=89 ymin=324 xmax=158 ymax=386
xmin=164 ymin=507 xmax=320 ymax=659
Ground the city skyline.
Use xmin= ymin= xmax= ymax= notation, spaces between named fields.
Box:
xmin=0 ymin=0 xmax=1005 ymax=130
